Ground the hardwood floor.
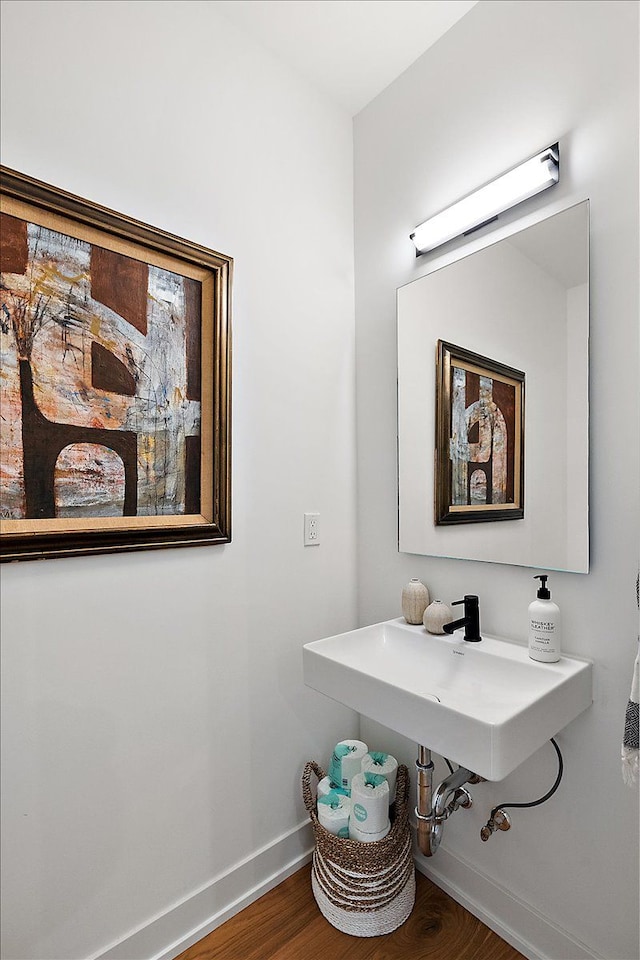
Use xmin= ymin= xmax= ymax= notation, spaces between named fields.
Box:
xmin=175 ymin=865 xmax=525 ymax=960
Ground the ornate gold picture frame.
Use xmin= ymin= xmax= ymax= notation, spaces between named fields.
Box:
xmin=435 ymin=340 xmax=524 ymax=525
xmin=0 ymin=167 xmax=232 ymax=561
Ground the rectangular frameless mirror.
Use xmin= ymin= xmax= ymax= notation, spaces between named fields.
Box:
xmin=397 ymin=200 xmax=589 ymax=573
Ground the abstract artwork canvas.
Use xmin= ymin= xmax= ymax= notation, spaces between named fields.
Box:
xmin=435 ymin=340 xmax=524 ymax=525
xmin=0 ymin=167 xmax=231 ymax=561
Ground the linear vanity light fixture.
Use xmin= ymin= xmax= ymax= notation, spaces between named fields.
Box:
xmin=410 ymin=143 xmax=559 ymax=256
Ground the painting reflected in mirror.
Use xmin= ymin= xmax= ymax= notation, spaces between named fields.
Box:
xmin=435 ymin=340 xmax=525 ymax=525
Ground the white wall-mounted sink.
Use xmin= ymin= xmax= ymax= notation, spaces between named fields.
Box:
xmin=303 ymin=618 xmax=592 ymax=781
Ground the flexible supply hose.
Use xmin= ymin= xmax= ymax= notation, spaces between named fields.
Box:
xmin=480 ymin=739 xmax=564 ymax=841
xmin=489 ymin=737 xmax=564 ymax=820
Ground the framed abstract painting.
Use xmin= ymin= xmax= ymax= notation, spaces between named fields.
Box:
xmin=0 ymin=166 xmax=232 ymax=561
xmin=435 ymin=340 xmax=524 ymax=525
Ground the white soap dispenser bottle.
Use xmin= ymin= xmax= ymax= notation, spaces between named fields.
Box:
xmin=528 ymin=574 xmax=561 ymax=662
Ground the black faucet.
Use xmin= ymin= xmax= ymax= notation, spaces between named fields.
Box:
xmin=442 ymin=595 xmax=481 ymax=642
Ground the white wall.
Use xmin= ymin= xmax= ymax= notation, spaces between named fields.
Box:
xmin=0 ymin=2 xmax=358 ymax=958
xmin=354 ymin=2 xmax=639 ymax=959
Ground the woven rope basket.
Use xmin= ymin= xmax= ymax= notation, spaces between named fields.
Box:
xmin=301 ymin=759 xmax=415 ymax=937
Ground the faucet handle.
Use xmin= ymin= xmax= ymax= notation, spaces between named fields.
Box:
xmin=453 ymin=594 xmax=479 ymax=607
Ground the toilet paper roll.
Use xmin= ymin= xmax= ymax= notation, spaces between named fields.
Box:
xmin=329 ymin=740 xmax=368 ymax=791
xmin=317 ymin=776 xmax=349 ymax=800
xmin=361 ymin=752 xmax=398 ymax=804
xmin=349 ymin=771 xmax=390 ymax=835
xmin=348 ymin=819 xmax=390 ymax=843
xmin=317 ymin=791 xmax=351 ymax=838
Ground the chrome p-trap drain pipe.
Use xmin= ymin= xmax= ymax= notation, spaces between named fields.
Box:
xmin=416 ymin=738 xmax=563 ymax=853
xmin=415 ymin=746 xmax=435 ymax=857
xmin=415 ymin=745 xmax=478 ymax=857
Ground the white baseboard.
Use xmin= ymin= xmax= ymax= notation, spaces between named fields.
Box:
xmin=91 ymin=820 xmax=314 ymax=960
xmin=415 ymin=845 xmax=604 ymax=960
xmin=90 ymin=823 xmax=605 ymax=960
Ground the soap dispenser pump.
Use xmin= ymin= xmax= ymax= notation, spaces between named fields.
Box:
xmin=528 ymin=574 xmax=561 ymax=663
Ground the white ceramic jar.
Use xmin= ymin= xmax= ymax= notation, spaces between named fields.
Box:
xmin=423 ymin=599 xmax=454 ymax=635
xmin=401 ymin=578 xmax=430 ymax=624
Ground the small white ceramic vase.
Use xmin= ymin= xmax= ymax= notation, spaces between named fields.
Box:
xmin=423 ymin=599 xmax=454 ymax=635
xmin=402 ymin=578 xmax=430 ymax=624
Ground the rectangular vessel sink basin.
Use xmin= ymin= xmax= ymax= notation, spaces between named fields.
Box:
xmin=303 ymin=618 xmax=592 ymax=781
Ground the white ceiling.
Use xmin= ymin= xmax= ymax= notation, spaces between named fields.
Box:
xmin=213 ymin=1 xmax=478 ymax=115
